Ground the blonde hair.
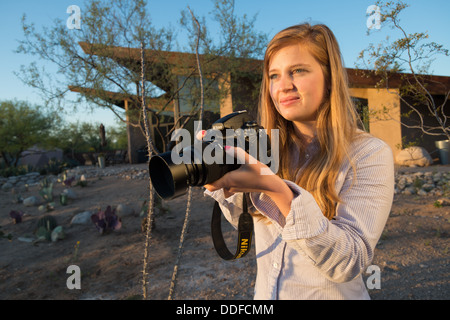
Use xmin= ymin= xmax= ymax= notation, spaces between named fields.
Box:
xmin=259 ymin=23 xmax=362 ymax=219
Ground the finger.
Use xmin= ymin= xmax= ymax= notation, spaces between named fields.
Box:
xmin=204 ymin=183 xmax=235 ymax=198
xmin=195 ymin=130 xmax=207 ymax=141
xmin=204 ymin=183 xmax=219 ymax=192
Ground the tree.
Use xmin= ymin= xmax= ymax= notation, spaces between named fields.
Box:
xmin=357 ymin=0 xmax=449 ymax=141
xmin=180 ymin=0 xmax=267 ymax=119
xmin=107 ymin=124 xmax=128 ymax=150
xmin=16 ymin=0 xmax=267 ymax=153
xmin=16 ymin=0 xmax=174 ymax=131
xmin=0 ymin=100 xmax=57 ymax=167
xmin=48 ymin=121 xmax=122 ymax=158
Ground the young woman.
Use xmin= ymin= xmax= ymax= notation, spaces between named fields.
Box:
xmin=204 ymin=23 xmax=394 ymax=299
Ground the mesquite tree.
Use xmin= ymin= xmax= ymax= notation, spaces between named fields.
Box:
xmin=358 ymin=0 xmax=449 ymax=141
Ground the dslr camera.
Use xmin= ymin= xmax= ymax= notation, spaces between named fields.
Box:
xmin=149 ymin=110 xmax=271 ymax=199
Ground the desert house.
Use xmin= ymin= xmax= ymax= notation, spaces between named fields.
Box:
xmin=70 ymin=43 xmax=450 ymax=165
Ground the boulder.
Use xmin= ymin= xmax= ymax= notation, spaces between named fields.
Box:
xmin=62 ymin=188 xmax=77 ymax=200
xmin=51 ymin=226 xmax=65 ymax=242
xmin=71 ymin=211 xmax=93 ymax=225
xmin=1 ymin=182 xmax=13 ymax=192
xmin=396 ymin=147 xmax=432 ymax=167
xmin=23 ymin=196 xmax=40 ymax=207
xmin=116 ymin=204 xmax=135 ymax=218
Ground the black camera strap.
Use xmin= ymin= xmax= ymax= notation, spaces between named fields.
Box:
xmin=211 ymin=193 xmax=254 ymax=260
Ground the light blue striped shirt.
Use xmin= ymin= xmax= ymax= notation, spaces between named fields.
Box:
xmin=205 ymin=134 xmax=394 ymax=300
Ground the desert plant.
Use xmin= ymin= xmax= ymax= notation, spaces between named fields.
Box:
xmin=9 ymin=210 xmax=24 ymax=224
xmin=39 ymin=159 xmax=68 ymax=176
xmin=0 ymin=226 xmax=13 ymax=241
xmin=76 ymin=180 xmax=88 ymax=187
xmin=62 ymin=173 xmax=76 ymax=187
xmin=39 ymin=177 xmax=54 ymax=202
xmin=72 ymin=241 xmax=81 ymax=262
xmin=91 ymin=206 xmax=122 ymax=234
xmin=34 ymin=215 xmax=58 ymax=241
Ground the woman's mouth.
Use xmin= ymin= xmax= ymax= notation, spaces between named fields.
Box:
xmin=279 ymin=96 xmax=300 ymax=106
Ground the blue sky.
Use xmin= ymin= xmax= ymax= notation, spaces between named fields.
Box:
xmin=1 ymin=0 xmax=449 ymax=129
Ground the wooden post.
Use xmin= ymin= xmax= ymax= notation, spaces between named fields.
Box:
xmin=173 ymin=91 xmax=180 ymax=129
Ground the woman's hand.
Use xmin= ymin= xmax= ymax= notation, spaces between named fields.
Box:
xmin=204 ymin=146 xmax=294 ymax=217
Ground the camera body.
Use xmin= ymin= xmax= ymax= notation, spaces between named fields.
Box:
xmin=149 ymin=110 xmax=268 ymax=199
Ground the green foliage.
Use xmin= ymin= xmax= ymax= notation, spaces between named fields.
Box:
xmin=179 ymin=0 xmax=267 ymax=119
xmin=39 ymin=177 xmax=54 ymax=203
xmin=49 ymin=121 xmax=127 ymax=155
xmin=433 ymin=200 xmax=443 ymax=208
xmin=16 ymin=0 xmax=268 ymax=151
xmin=395 ymin=136 xmax=422 ymax=150
xmin=0 ymin=162 xmax=30 ymax=178
xmin=412 ymin=177 xmax=424 ymax=190
xmin=0 ymin=100 xmax=58 ymax=168
xmin=34 ymin=215 xmax=58 ymax=241
xmin=0 ymin=226 xmax=13 ymax=241
xmin=39 ymin=159 xmax=69 ymax=176
xmin=16 ymin=0 xmax=174 ymax=119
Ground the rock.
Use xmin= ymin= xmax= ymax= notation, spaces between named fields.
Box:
xmin=402 ymin=186 xmax=416 ymax=195
xmin=396 ymin=147 xmax=432 ymax=167
xmin=116 ymin=204 xmax=135 ymax=217
xmin=25 ymin=179 xmax=36 ymax=186
xmin=62 ymin=188 xmax=77 ymax=200
xmin=436 ymin=198 xmax=450 ymax=206
xmin=71 ymin=211 xmax=93 ymax=225
xmin=51 ymin=226 xmax=65 ymax=242
xmin=421 ymin=183 xmax=435 ymax=192
xmin=23 ymin=196 xmax=40 ymax=207
xmin=18 ymin=236 xmax=35 ymax=243
xmin=395 ymin=169 xmax=450 ymax=197
xmin=8 ymin=177 xmax=18 ymax=184
xmin=1 ymin=182 xmax=13 ymax=192
xmin=417 ymin=189 xmax=428 ymax=196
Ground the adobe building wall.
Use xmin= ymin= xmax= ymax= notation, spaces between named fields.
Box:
xmin=350 ymin=88 xmax=402 ymax=159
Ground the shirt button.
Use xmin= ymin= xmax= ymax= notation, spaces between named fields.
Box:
xmin=273 ymin=263 xmax=279 ymax=268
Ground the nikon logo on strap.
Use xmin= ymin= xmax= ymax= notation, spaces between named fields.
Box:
xmin=235 ymin=238 xmax=250 ymax=259
xmin=211 ymin=193 xmax=253 ymax=261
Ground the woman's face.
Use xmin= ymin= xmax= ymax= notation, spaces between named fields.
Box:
xmin=268 ymin=44 xmax=326 ymax=127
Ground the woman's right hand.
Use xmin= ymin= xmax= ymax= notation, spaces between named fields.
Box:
xmin=204 ymin=146 xmax=294 ymax=217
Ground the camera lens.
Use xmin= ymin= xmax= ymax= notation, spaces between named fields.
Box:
xmin=149 ymin=151 xmax=190 ymax=199
xmin=149 ymin=142 xmax=242 ymax=199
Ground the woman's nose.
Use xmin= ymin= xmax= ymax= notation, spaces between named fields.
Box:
xmin=279 ymin=74 xmax=294 ymax=91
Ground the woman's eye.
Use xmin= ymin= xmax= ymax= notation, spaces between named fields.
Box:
xmin=292 ymin=68 xmax=306 ymax=74
xmin=269 ymin=74 xmax=278 ymax=80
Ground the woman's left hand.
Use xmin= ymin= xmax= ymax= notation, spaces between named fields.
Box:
xmin=204 ymin=146 xmax=294 ymax=217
